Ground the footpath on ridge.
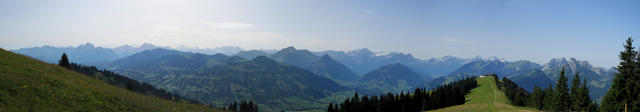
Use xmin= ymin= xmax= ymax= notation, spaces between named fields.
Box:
xmin=427 ymin=77 xmax=537 ymax=112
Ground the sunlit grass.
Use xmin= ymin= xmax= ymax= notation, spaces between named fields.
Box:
xmin=0 ymin=49 xmax=222 ymax=112
xmin=427 ymin=77 xmax=537 ymax=112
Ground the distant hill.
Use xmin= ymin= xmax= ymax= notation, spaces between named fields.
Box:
xmin=108 ymin=49 xmax=348 ymax=111
xmin=508 ymin=69 xmax=554 ymax=92
xmin=235 ymin=50 xmax=271 ymax=60
xmin=0 ymin=49 xmax=219 ymax=111
xmin=308 ymin=55 xmax=360 ymax=82
xmin=269 ymin=46 xmax=319 ymax=68
xmin=11 ymin=43 xmax=119 ymax=65
xmin=360 ymin=63 xmax=425 ymax=92
xmin=269 ymin=47 xmax=361 ymax=82
xmin=109 ymin=48 xmax=234 ymax=69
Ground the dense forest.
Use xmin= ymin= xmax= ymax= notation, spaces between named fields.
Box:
xmin=327 ymin=77 xmax=477 ymax=112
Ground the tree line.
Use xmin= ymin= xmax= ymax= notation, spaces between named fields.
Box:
xmin=57 ymin=53 xmax=200 ymax=104
xmin=327 ymin=77 xmax=478 ymax=112
xmin=496 ymin=67 xmax=597 ymax=111
xmin=224 ymin=100 xmax=259 ymax=112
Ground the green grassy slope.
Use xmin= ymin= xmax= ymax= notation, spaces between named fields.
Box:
xmin=0 ymin=49 xmax=221 ymax=112
xmin=427 ymin=77 xmax=537 ymax=112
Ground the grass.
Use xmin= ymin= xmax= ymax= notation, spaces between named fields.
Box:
xmin=427 ymin=77 xmax=537 ymax=112
xmin=0 ymin=49 xmax=222 ymax=112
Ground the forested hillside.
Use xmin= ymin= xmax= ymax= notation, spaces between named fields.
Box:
xmin=329 ymin=77 xmax=477 ymax=112
xmin=109 ymin=49 xmax=348 ymax=111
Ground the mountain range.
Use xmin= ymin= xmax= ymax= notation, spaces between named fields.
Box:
xmin=421 ymin=57 xmax=615 ymax=101
xmin=107 ymin=48 xmax=347 ymax=111
xmin=11 ymin=43 xmax=121 ymax=65
xmin=360 ymin=63 xmax=426 ymax=92
xmin=7 ymin=43 xmax=619 ymax=110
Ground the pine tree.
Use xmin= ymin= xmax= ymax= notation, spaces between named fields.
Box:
xmin=254 ymin=103 xmax=259 ymax=112
xmin=554 ymin=67 xmax=570 ymax=111
xmin=602 ymin=37 xmax=638 ymax=111
xmin=58 ymin=53 xmax=70 ymax=69
xmin=542 ymin=84 xmax=554 ymax=111
xmin=529 ymin=86 xmax=544 ymax=109
xmin=579 ymin=78 xmax=593 ymax=111
xmin=328 ymin=102 xmax=334 ymax=112
xmin=570 ymin=72 xmax=582 ymax=111
xmin=231 ymin=101 xmax=238 ymax=112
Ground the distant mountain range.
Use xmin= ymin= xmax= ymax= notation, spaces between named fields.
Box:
xmin=112 ymin=43 xmax=165 ymax=57
xmin=107 ymin=48 xmax=346 ymax=111
xmin=420 ymin=57 xmax=615 ymax=101
xmin=8 ymin=43 xmax=619 ymax=110
xmin=11 ymin=43 xmax=243 ymax=66
xmin=447 ymin=58 xmax=542 ymax=77
xmin=176 ymin=46 xmax=245 ymax=56
xmin=11 ymin=43 xmax=120 ymax=65
xmin=315 ymin=48 xmax=472 ymax=80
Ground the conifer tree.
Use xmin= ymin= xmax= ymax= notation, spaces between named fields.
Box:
xmin=570 ymin=72 xmax=582 ymax=111
xmin=328 ymin=102 xmax=334 ymax=112
xmin=554 ymin=67 xmax=570 ymax=111
xmin=579 ymin=78 xmax=593 ymax=111
xmin=602 ymin=37 xmax=638 ymax=111
xmin=58 ymin=53 xmax=70 ymax=69
xmin=542 ymin=84 xmax=554 ymax=111
xmin=529 ymin=86 xmax=544 ymax=109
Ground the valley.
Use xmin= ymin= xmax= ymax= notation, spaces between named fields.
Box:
xmin=6 ymin=44 xmax=619 ymax=111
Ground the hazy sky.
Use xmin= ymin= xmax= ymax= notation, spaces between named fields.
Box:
xmin=1 ymin=0 xmax=639 ymax=67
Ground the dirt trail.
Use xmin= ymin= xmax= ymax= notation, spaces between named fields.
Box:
xmin=489 ymin=77 xmax=498 ymax=104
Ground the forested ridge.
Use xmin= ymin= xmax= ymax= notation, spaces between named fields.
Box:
xmin=327 ymin=77 xmax=477 ymax=112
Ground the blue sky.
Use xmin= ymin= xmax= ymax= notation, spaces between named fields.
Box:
xmin=1 ymin=0 xmax=639 ymax=67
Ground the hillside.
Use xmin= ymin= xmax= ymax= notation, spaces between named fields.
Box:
xmin=308 ymin=55 xmax=360 ymax=82
xmin=109 ymin=49 xmax=348 ymax=111
xmin=0 ymin=49 xmax=219 ymax=111
xmin=268 ymin=47 xmax=361 ymax=82
xmin=269 ymin=47 xmax=319 ymax=68
xmin=428 ymin=77 xmax=536 ymax=112
xmin=360 ymin=63 xmax=426 ymax=93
